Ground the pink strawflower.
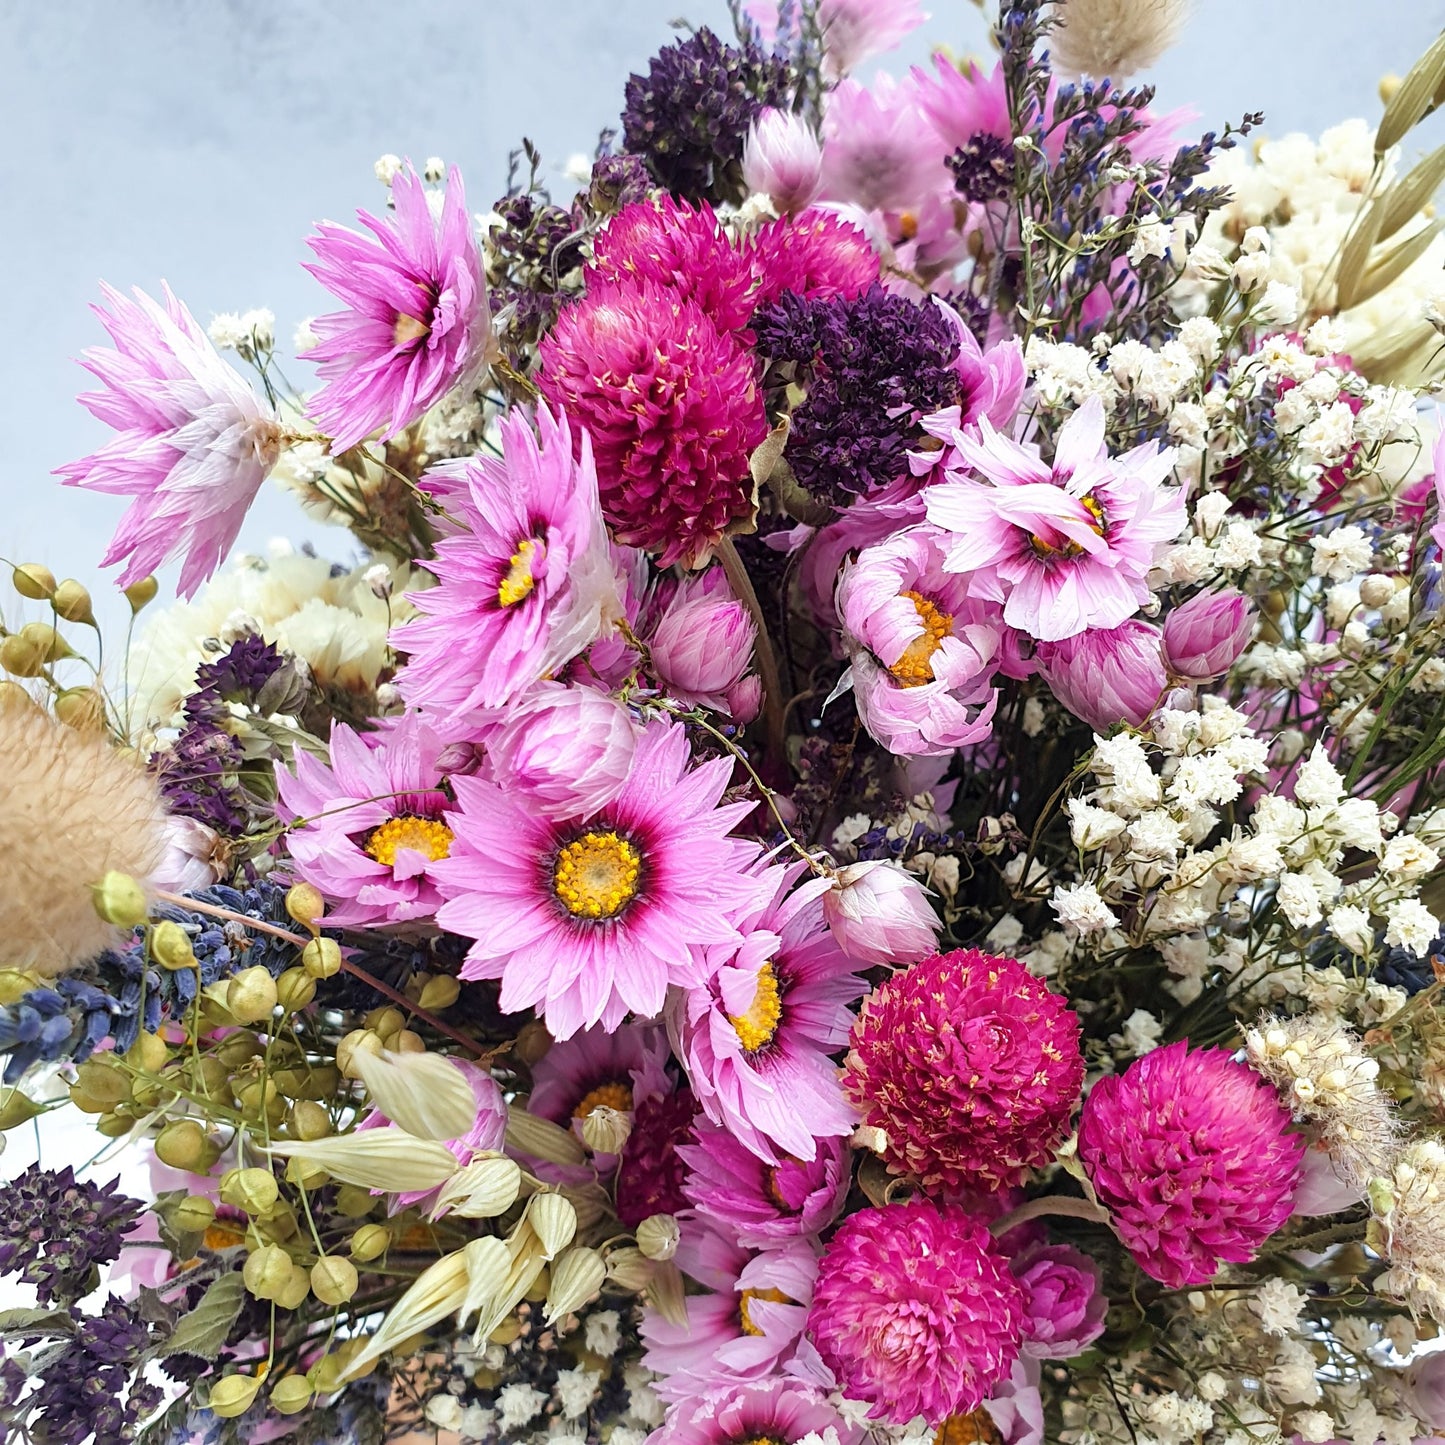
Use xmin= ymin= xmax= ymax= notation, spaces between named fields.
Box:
xmin=56 ymin=283 xmax=284 ymax=598
xmin=538 ymin=279 xmax=767 ymax=567
xmin=836 ymin=525 xmax=1001 ymax=756
xmin=817 ymin=0 xmax=929 ymax=75
xmin=743 ymin=108 xmax=825 ymax=214
xmin=750 ymin=209 xmax=882 ymax=305
xmin=617 ymin=1087 xmax=698 ymax=1228
xmin=820 ymin=72 xmax=949 ymax=215
xmin=527 ymin=1020 xmax=672 ymax=1145
xmin=1036 ymin=619 xmax=1167 ymax=733
xmin=809 ymin=1200 xmax=1025 ymax=1425
xmin=303 ymin=164 xmax=490 ymax=453
xmin=925 ymin=395 xmax=1184 ymax=642
xmin=912 ymin=55 xmax=1014 ymax=157
xmin=485 ymin=683 xmax=638 ymax=821
xmin=1162 ymin=588 xmax=1256 ymax=683
xmin=641 ymin=1217 xmax=816 ymax=1400
xmin=359 ymin=1059 xmax=508 ymax=1213
xmin=393 ymin=405 xmax=620 ymax=713
xmin=821 ymin=860 xmax=941 ymax=967
xmin=649 ymin=568 xmax=758 ymax=714
xmin=668 ymin=862 xmax=865 ymax=1163
xmin=985 ymin=1359 xmax=1047 ymax=1445
xmin=679 ymin=1118 xmax=851 ymax=1246
xmin=275 ymin=713 xmax=461 ymax=927
xmin=435 ymin=718 xmax=764 ymax=1039
xmin=914 ymin=306 xmax=1027 ymax=467
xmin=648 ymin=1378 xmax=863 ymax=1445
xmin=586 ymin=196 xmax=760 ymax=334
xmin=1012 ymin=1243 xmax=1107 ymax=1360
xmin=1077 ymin=1041 xmax=1305 ymax=1288
xmin=846 ymin=949 xmax=1085 ymax=1191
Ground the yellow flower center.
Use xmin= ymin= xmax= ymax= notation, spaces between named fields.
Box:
xmin=935 ymin=1410 xmax=1002 ymax=1445
xmin=728 ymin=962 xmax=783 ymax=1054
xmin=203 ymin=1221 xmax=247 ymax=1251
xmin=553 ymin=831 xmax=642 ymax=919
xmin=573 ymin=1080 xmax=634 ymax=1120
xmin=1029 ymin=492 xmax=1106 ymax=560
xmin=393 ymin=313 xmax=431 ymax=347
xmin=736 ymin=1438 xmax=785 ymax=1445
xmin=890 ymin=590 xmax=953 ymax=688
xmin=738 ymin=1286 xmax=793 ymax=1336
xmin=498 ymin=538 xmax=541 ymax=608
xmin=365 ymin=814 xmax=454 ymax=867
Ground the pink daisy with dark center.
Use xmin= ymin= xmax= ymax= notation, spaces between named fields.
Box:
xmin=845 ymin=949 xmax=1084 ymax=1191
xmin=1077 ymin=1041 xmax=1304 ymax=1288
xmin=808 ymin=1199 xmax=1024 ymax=1426
xmin=537 ymin=278 xmax=768 ymax=568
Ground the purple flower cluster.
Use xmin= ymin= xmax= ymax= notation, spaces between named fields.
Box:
xmin=753 ymin=283 xmax=961 ymax=501
xmin=0 ymin=974 xmax=117 ymax=1083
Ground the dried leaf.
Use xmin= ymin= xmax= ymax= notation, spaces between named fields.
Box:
xmin=153 ymin=1273 xmax=246 ymax=1361
xmin=1378 ymin=29 xmax=1445 ymax=153
xmin=857 ymin=1153 xmax=894 ymax=1208
xmin=1377 ymin=144 xmax=1445 ymax=241
xmin=1350 ymin=220 xmax=1442 ymax=309
xmin=644 ymin=1260 xmax=688 ymax=1328
xmin=1335 ymin=197 xmax=1386 ymax=310
xmin=0 ymin=1308 xmax=72 ymax=1335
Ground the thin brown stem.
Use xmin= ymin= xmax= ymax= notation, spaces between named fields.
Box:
xmin=990 ymin=1194 xmax=1110 ymax=1236
xmin=716 ymin=535 xmax=786 ymax=766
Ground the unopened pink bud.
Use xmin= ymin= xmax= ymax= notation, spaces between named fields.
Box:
xmin=725 ymin=674 xmax=764 ymax=724
xmin=822 ymin=860 xmax=940 ymax=967
xmin=1037 ymin=620 xmax=1166 ymax=733
xmin=650 ymin=572 xmax=758 ymax=713
xmin=742 ymin=108 xmax=825 ymax=214
xmin=1162 ymin=589 xmax=1254 ymax=683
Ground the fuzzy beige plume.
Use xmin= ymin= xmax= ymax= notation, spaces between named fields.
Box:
xmin=1049 ymin=0 xmax=1191 ymax=79
xmin=0 ymin=707 xmax=166 ymax=975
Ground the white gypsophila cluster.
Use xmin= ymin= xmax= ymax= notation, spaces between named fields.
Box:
xmin=125 ymin=541 xmax=419 ymax=731
xmin=207 ymin=307 xmax=276 ymax=356
xmin=1247 ymin=1013 xmax=1399 ymax=1185
xmin=1373 ymin=1138 xmax=1445 ymax=1319
xmin=1187 ymin=119 xmax=1445 ymax=386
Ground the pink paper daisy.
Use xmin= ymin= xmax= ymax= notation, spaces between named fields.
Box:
xmin=809 ymin=1199 xmax=1024 ymax=1426
xmin=836 ymin=525 xmax=1002 ymax=757
xmin=820 ymin=72 xmax=949 ymax=215
xmin=668 ymin=862 xmax=865 ymax=1163
xmin=275 ymin=712 xmax=462 ymax=928
xmin=55 ymin=283 xmax=284 ymax=599
xmin=925 ymin=395 xmax=1184 ymax=643
xmin=303 ymin=163 xmax=491 ymax=454
xmin=648 ymin=1378 xmax=863 ymax=1445
xmin=392 ymin=405 xmax=621 ymax=713
xmin=641 ymin=1216 xmax=817 ymax=1401
xmin=434 ymin=718 xmax=765 ymax=1039
xmin=679 ymin=1118 xmax=851 ymax=1246
xmin=1079 ymin=1042 xmax=1304 ymax=1288
xmin=537 ymin=278 xmax=768 ymax=568
xmin=527 ymin=1021 xmax=672 ymax=1149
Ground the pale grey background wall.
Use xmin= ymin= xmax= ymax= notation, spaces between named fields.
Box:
xmin=2 ymin=0 xmax=1445 ymax=633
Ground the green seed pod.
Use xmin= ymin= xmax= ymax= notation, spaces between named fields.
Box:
xmin=276 ymin=967 xmax=317 ymax=1014
xmin=219 ymin=1167 xmax=281 ymax=1218
xmin=155 ymin=1119 xmax=217 ymax=1172
xmin=213 ymin=1031 xmax=263 ymax=1068
xmin=270 ymin=1375 xmax=314 ymax=1415
xmin=74 ymin=1058 xmax=129 ymax=1108
xmin=274 ymin=1264 xmax=311 ymax=1310
xmin=92 ymin=871 xmax=148 ymax=928
xmin=51 ymin=579 xmax=94 ymax=625
xmin=125 ymin=1031 xmax=169 ymax=1073
xmin=301 ymin=937 xmax=341 ymax=979
xmin=123 ymin=576 xmax=159 ymax=612
xmin=150 ymin=920 xmax=198 ymax=972
xmin=226 ymin=966 xmax=279 ymax=1024
xmin=56 ymin=687 xmax=106 ymax=732
xmin=336 ymin=1029 xmax=383 ymax=1080
xmin=349 ymin=1223 xmax=390 ymax=1262
xmin=19 ymin=622 xmax=71 ymax=663
xmin=364 ymin=1006 xmax=405 ymax=1041
xmin=184 ymin=1054 xmax=232 ymax=1102
xmin=172 ymin=1195 xmax=217 ymax=1233
xmin=417 ymin=974 xmax=460 ymax=1011
xmin=332 ymin=1184 xmax=378 ymax=1219
xmin=0 ymin=632 xmax=45 ymax=678
xmin=10 ymin=563 xmax=56 ymax=600
xmin=284 ymin=1158 xmax=328 ymax=1191
xmin=0 ymin=1090 xmax=43 ymax=1131
xmin=208 ymin=1373 xmax=264 ymax=1418
xmin=285 ymin=883 xmax=326 ymax=931
xmin=310 ymin=1255 xmax=359 ymax=1306
xmin=94 ymin=1111 xmax=135 ymax=1138
xmin=287 ymin=1100 xmax=331 ymax=1141
xmin=242 ymin=1242 xmax=293 ymax=1301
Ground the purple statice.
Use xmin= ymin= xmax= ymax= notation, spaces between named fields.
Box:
xmin=193 ymin=632 xmax=287 ymax=699
xmin=753 ymin=283 xmax=961 ymax=502
xmin=0 ymin=975 xmax=117 ymax=1083
xmin=948 ymin=133 xmax=1015 ymax=202
xmin=586 ymin=151 xmax=656 ymax=215
xmin=622 ymin=27 xmax=791 ymax=204
xmin=0 ymin=1167 xmax=144 ymax=1306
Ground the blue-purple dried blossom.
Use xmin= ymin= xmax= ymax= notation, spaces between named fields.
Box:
xmin=753 ymin=283 xmax=961 ymax=502
xmin=0 ymin=975 xmax=116 ymax=1083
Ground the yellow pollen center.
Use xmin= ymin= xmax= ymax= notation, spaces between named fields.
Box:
xmin=738 ymin=1287 xmax=793 ymax=1336
xmin=553 ymin=831 xmax=642 ymax=919
xmin=890 ymin=590 xmax=953 ymax=687
xmin=898 ymin=211 xmax=920 ymax=241
xmin=393 ymin=313 xmax=431 ymax=347
xmin=203 ymin=1221 xmax=247 ymax=1251
xmin=573 ymin=1080 xmax=634 ymax=1120
xmin=365 ymin=814 xmax=454 ymax=867
xmin=1031 ymin=492 xmax=1106 ymax=560
xmin=935 ymin=1411 xmax=1003 ymax=1445
xmin=728 ymin=962 xmax=783 ymax=1053
xmin=736 ymin=1438 xmax=785 ymax=1445
xmin=499 ymin=538 xmax=541 ymax=608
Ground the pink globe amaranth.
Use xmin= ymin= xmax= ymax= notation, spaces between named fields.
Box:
xmin=1036 ymin=619 xmax=1167 ymax=733
xmin=615 ymin=1088 xmax=698 ymax=1229
xmin=845 ymin=949 xmax=1085 ymax=1192
xmin=808 ymin=1199 xmax=1025 ymax=1426
xmin=1077 ymin=1041 xmax=1304 ymax=1288
xmin=484 ymin=682 xmax=637 ymax=821
xmin=822 ymin=860 xmax=941 ymax=966
xmin=743 ymin=107 xmax=825 ymax=215
xmin=649 ymin=569 xmax=758 ymax=713
xmin=749 ymin=208 xmax=882 ymax=306
xmin=1162 ymin=588 xmax=1256 ymax=683
xmin=537 ymin=278 xmax=767 ymax=568
xmin=1011 ymin=1243 xmax=1107 ymax=1360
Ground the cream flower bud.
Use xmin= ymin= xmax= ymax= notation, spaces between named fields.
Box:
xmin=606 ymin=1246 xmax=654 ymax=1291
xmin=636 ymin=1214 xmax=680 ymax=1262
xmin=431 ymin=1155 xmax=522 ymax=1220
xmin=506 ymin=1106 xmax=586 ymax=1165
xmin=351 ymin=1048 xmax=477 ymax=1141
xmin=528 ymin=1193 xmax=578 ymax=1258
xmin=226 ymin=965 xmax=279 ymax=1024
xmin=545 ymin=1246 xmax=606 ymax=1321
xmin=267 ymin=1130 xmax=460 ymax=1193
xmin=580 ymin=1104 xmax=632 ymax=1154
xmin=209 ymin=1374 xmax=264 ymax=1418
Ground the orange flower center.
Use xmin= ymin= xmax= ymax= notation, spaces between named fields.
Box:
xmin=1030 ymin=492 xmax=1107 ymax=560
xmin=935 ymin=1410 xmax=1003 ymax=1445
xmin=738 ymin=1286 xmax=793 ymax=1336
xmin=891 ymin=591 xmax=953 ymax=687
xmin=393 ymin=313 xmax=431 ymax=347
xmin=573 ymin=1081 xmax=634 ymax=1120
xmin=365 ymin=815 xmax=454 ymax=866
